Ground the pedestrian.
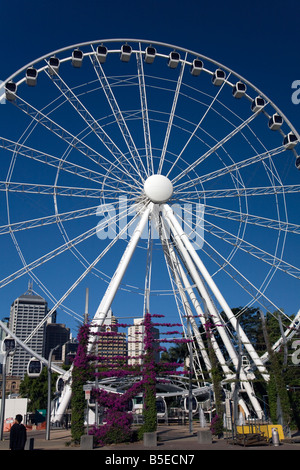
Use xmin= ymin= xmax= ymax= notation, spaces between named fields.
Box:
xmin=9 ymin=414 xmax=27 ymax=451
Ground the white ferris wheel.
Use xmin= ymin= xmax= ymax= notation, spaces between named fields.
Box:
xmin=0 ymin=39 xmax=300 ymax=421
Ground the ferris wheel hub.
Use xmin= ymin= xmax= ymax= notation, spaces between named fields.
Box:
xmin=143 ymin=174 xmax=173 ymax=203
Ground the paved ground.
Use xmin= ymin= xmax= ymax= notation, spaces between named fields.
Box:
xmin=1 ymin=425 xmax=300 ymax=454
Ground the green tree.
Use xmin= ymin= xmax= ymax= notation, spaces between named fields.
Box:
xmin=204 ymin=321 xmax=224 ymax=436
xmin=161 ymin=342 xmax=188 ymax=365
xmin=71 ymin=323 xmax=93 ymax=444
xmin=137 ymin=313 xmax=158 ymax=439
xmin=19 ymin=366 xmax=58 ymax=412
xmin=260 ymin=311 xmax=292 ymax=426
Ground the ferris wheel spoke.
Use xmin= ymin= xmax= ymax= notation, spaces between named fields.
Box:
xmin=0 ymin=198 xmax=143 ymax=289
xmin=175 ymin=183 xmax=300 ymax=200
xmin=0 ymin=204 xmax=100 ymax=235
xmin=204 ymin=203 xmax=300 ymax=234
xmin=136 ymin=46 xmax=154 ymax=176
xmin=0 ymin=136 xmax=137 ymax=191
xmin=178 ymin=206 xmax=285 ymax=314
xmin=24 ymin=205 xmax=143 ymax=345
xmin=198 ymin=228 xmax=286 ymax=317
xmin=174 ymin=143 xmax=287 ymax=192
xmin=9 ymin=93 xmax=139 ymax=188
xmin=172 ymin=104 xmax=269 ymax=185
xmin=0 ymin=180 xmax=130 ymax=199
xmin=0 ymin=200 xmax=124 ymax=289
xmin=54 ymin=198 xmax=141 ymax=282
xmin=30 ymin=276 xmax=83 ymax=323
xmin=204 ymin=218 xmax=300 ymax=279
xmin=45 ymin=60 xmax=142 ymax=185
xmin=166 ymin=71 xmax=232 ymax=178
xmin=0 ymin=226 xmax=95 ymax=289
xmin=89 ymin=46 xmax=147 ymax=180
xmin=158 ymin=54 xmax=187 ymax=175
xmin=15 ymin=261 xmax=83 ymax=324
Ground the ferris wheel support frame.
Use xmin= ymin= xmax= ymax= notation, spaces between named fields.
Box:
xmin=163 ymin=204 xmax=270 ymax=381
xmin=162 ymin=204 xmax=265 ymax=419
xmin=162 ymin=231 xmax=230 ymax=378
xmin=53 ymin=203 xmax=153 ymax=421
xmin=165 ymin=241 xmax=212 ymax=373
xmin=55 ymin=202 xmax=269 ymax=422
xmin=52 ymin=202 xmax=263 ymax=421
xmin=89 ymin=202 xmax=153 ymax=342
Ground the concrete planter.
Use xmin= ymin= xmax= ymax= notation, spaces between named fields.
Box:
xmin=143 ymin=431 xmax=157 ymax=447
xmin=80 ymin=434 xmax=94 ymax=450
xmin=197 ymin=429 xmax=212 ymax=444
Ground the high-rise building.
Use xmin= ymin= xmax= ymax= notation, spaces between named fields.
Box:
xmin=128 ymin=317 xmax=160 ymax=365
xmin=44 ymin=323 xmax=71 ymax=361
xmin=96 ymin=309 xmax=127 ymax=366
xmin=62 ymin=340 xmax=78 ymax=366
xmin=7 ymin=285 xmax=48 ymax=379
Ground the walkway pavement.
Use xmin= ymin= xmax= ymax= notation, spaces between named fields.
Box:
xmin=0 ymin=425 xmax=300 ymax=453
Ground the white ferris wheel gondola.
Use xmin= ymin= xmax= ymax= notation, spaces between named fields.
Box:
xmin=168 ymin=50 xmax=180 ymax=68
xmin=232 ymin=81 xmax=247 ymax=99
xmin=27 ymin=357 xmax=43 ymax=378
xmin=72 ymin=49 xmax=84 ymax=68
xmin=144 ymin=46 xmax=156 ymax=64
xmin=96 ymin=44 xmax=108 ymax=63
xmin=25 ymin=67 xmax=38 ymax=87
xmin=212 ymin=68 xmax=226 ymax=86
xmin=120 ymin=43 xmax=132 ymax=62
xmin=1 ymin=336 xmax=16 ymax=354
xmin=190 ymin=58 xmax=203 ymax=76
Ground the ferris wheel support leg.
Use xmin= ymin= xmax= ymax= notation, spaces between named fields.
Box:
xmin=90 ymin=203 xmax=153 ymax=346
xmin=51 ymin=383 xmax=72 ymax=424
xmin=162 ymin=237 xmax=212 ymax=374
xmin=162 ymin=205 xmax=265 ymax=419
xmin=163 ymin=210 xmax=239 ymax=381
xmin=54 ymin=204 xmax=153 ymax=422
xmin=175 ymin=255 xmax=233 ymax=379
xmin=162 ymin=204 xmax=241 ymax=366
xmin=163 ymin=204 xmax=269 ymax=382
xmin=163 ymin=239 xmax=214 ymax=374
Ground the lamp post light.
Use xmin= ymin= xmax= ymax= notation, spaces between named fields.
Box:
xmin=0 ymin=336 xmax=16 ymax=440
xmin=46 ymin=344 xmax=61 ymax=440
xmin=186 ymin=318 xmax=193 ymax=434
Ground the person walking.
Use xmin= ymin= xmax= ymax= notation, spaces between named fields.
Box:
xmin=9 ymin=414 xmax=27 ymax=450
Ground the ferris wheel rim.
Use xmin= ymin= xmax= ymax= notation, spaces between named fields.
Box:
xmin=1 ymin=37 xmax=299 ymax=143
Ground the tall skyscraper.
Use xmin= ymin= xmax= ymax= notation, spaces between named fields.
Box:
xmin=96 ymin=309 xmax=127 ymax=366
xmin=44 ymin=323 xmax=70 ymax=361
xmin=128 ymin=318 xmax=159 ymax=366
xmin=7 ymin=284 xmax=48 ymax=379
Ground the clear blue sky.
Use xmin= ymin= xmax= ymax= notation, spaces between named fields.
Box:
xmin=0 ymin=0 xmax=300 ymax=336
xmin=1 ymin=0 xmax=299 ymax=154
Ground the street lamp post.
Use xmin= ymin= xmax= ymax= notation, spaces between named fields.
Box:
xmin=0 ymin=336 xmax=16 ymax=440
xmin=187 ymin=318 xmax=193 ymax=434
xmin=46 ymin=344 xmax=60 ymax=440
